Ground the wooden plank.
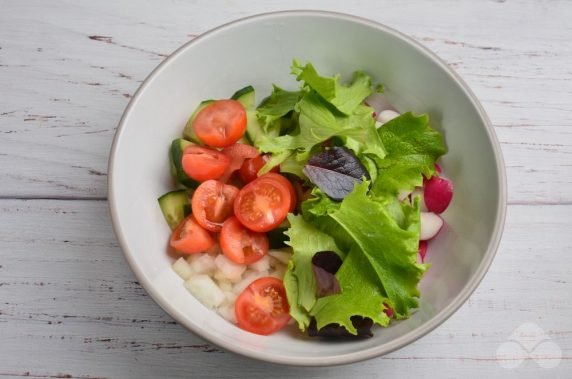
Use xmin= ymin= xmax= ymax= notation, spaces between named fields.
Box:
xmin=1 ymin=0 xmax=571 ymax=204
xmin=0 ymin=199 xmax=570 ymax=377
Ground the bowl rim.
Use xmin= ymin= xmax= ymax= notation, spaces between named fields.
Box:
xmin=108 ymin=10 xmax=507 ymax=367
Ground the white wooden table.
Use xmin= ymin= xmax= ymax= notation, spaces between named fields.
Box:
xmin=1 ymin=1 xmax=571 ymax=377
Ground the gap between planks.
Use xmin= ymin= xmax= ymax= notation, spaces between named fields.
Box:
xmin=0 ymin=196 xmax=571 ymax=207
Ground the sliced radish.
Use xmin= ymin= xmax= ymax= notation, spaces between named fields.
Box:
xmin=214 ymin=255 xmax=246 ymax=282
xmin=420 ymin=212 xmax=443 ymax=241
xmin=424 ymin=176 xmax=454 ymax=214
xmin=184 ymin=275 xmax=225 ymax=308
xmin=397 ymin=188 xmax=412 ymax=202
xmin=188 ymin=253 xmax=216 ymax=275
xmin=377 ymin=110 xmax=400 ymax=124
xmin=383 ymin=303 xmax=394 ymax=318
xmin=172 ymin=257 xmax=193 ymax=280
xmin=418 ymin=240 xmax=428 ymax=263
xmin=364 ymin=93 xmax=396 ymax=115
xmin=410 ymin=187 xmax=428 ymax=212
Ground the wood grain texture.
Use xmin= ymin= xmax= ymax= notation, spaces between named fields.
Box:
xmin=1 ymin=0 xmax=571 ymax=378
xmin=1 ymin=200 xmax=570 ymax=378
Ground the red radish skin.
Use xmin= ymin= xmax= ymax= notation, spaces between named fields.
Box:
xmin=424 ymin=176 xmax=454 ymax=214
xmin=418 ymin=240 xmax=428 ymax=263
xmin=383 ymin=303 xmax=394 ymax=318
xmin=420 ymin=212 xmax=443 ymax=240
xmin=435 ymin=163 xmax=442 ymax=174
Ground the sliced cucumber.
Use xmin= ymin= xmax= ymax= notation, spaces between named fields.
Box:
xmin=158 ymin=190 xmax=191 ymax=230
xmin=231 ymin=85 xmax=255 ymax=109
xmin=169 ymin=138 xmax=200 ymax=188
xmin=230 ymin=86 xmax=278 ymax=145
xmin=183 ymin=99 xmax=214 ymax=143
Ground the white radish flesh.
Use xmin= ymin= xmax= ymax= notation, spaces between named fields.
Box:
xmin=420 ymin=212 xmax=444 ymax=241
xmin=189 ymin=253 xmax=217 ymax=275
xmin=410 ymin=187 xmax=428 ymax=212
xmin=248 ymin=255 xmax=270 ymax=272
xmin=377 ymin=110 xmax=400 ymax=124
xmin=184 ymin=275 xmax=225 ymax=309
xmin=268 ymin=249 xmax=292 ymax=265
xmin=172 ymin=257 xmax=193 ymax=280
xmin=364 ymin=93 xmax=396 ymax=115
xmin=424 ymin=176 xmax=454 ymax=214
xmin=397 ymin=189 xmax=412 ymax=202
xmin=214 ymin=255 xmax=246 ymax=282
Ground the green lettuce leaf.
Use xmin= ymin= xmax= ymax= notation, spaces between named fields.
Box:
xmin=286 ymin=182 xmax=426 ymax=334
xmin=325 ymin=182 xmax=425 ymax=319
xmin=291 ymin=60 xmax=374 ymax=115
xmin=310 ymin=244 xmax=391 ymax=333
xmin=256 ymin=85 xmax=302 ymax=131
xmin=257 ymin=91 xmax=385 ymax=160
xmin=372 ymin=112 xmax=447 ymax=196
xmin=283 ymin=214 xmax=344 ymax=329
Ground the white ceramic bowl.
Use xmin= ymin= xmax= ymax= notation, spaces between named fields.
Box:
xmin=109 ymin=11 xmax=506 ymax=366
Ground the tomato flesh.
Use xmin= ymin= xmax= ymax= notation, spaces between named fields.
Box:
xmin=219 ymin=143 xmax=260 ymax=182
xmin=192 ymin=180 xmax=240 ymax=232
xmin=238 ymin=154 xmax=279 ymax=183
xmin=234 ymin=175 xmax=291 ymax=232
xmin=235 ymin=277 xmax=290 ymax=335
xmin=170 ymin=215 xmax=215 ymax=254
xmin=220 ymin=217 xmax=269 ymax=264
xmin=181 ymin=145 xmax=230 ymax=182
xmin=192 ymin=100 xmax=247 ymax=148
xmin=261 ymin=173 xmax=297 ymax=213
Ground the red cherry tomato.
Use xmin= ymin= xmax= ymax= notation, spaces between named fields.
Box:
xmin=235 ymin=277 xmax=291 ymax=335
xmin=181 ymin=145 xmax=230 ymax=182
xmin=233 ymin=175 xmax=291 ymax=232
xmin=192 ymin=100 xmax=247 ymax=147
xmin=219 ymin=143 xmax=260 ymax=182
xmin=238 ymin=154 xmax=279 ymax=183
xmin=191 ymin=180 xmax=240 ymax=232
xmin=170 ymin=215 xmax=215 ymax=254
xmin=220 ymin=216 xmax=269 ymax=264
xmin=261 ymin=173 xmax=296 ymax=213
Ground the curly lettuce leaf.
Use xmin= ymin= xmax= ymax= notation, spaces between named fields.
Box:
xmin=310 ymin=244 xmax=391 ymax=334
xmin=373 ymin=112 xmax=447 ymax=196
xmin=291 ymin=60 xmax=374 ymax=115
xmin=258 ymin=91 xmax=385 ymax=160
xmin=284 ymin=215 xmax=344 ymax=322
xmin=256 ymin=85 xmax=302 ymax=131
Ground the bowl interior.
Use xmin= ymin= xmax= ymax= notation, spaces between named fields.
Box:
xmin=109 ymin=12 xmax=505 ymax=366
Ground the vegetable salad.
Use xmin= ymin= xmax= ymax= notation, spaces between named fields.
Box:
xmin=158 ymin=60 xmax=453 ymax=337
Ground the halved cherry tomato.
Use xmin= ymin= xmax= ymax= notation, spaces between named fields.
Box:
xmin=192 ymin=180 xmax=240 ymax=232
xmin=262 ymin=173 xmax=296 ymax=213
xmin=192 ymin=99 xmax=247 ymax=148
xmin=170 ymin=215 xmax=215 ymax=254
xmin=220 ymin=217 xmax=269 ymax=264
xmin=219 ymin=143 xmax=260 ymax=182
xmin=234 ymin=175 xmax=291 ymax=232
xmin=235 ymin=277 xmax=290 ymax=335
xmin=181 ymin=145 xmax=230 ymax=182
xmin=238 ymin=154 xmax=279 ymax=183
